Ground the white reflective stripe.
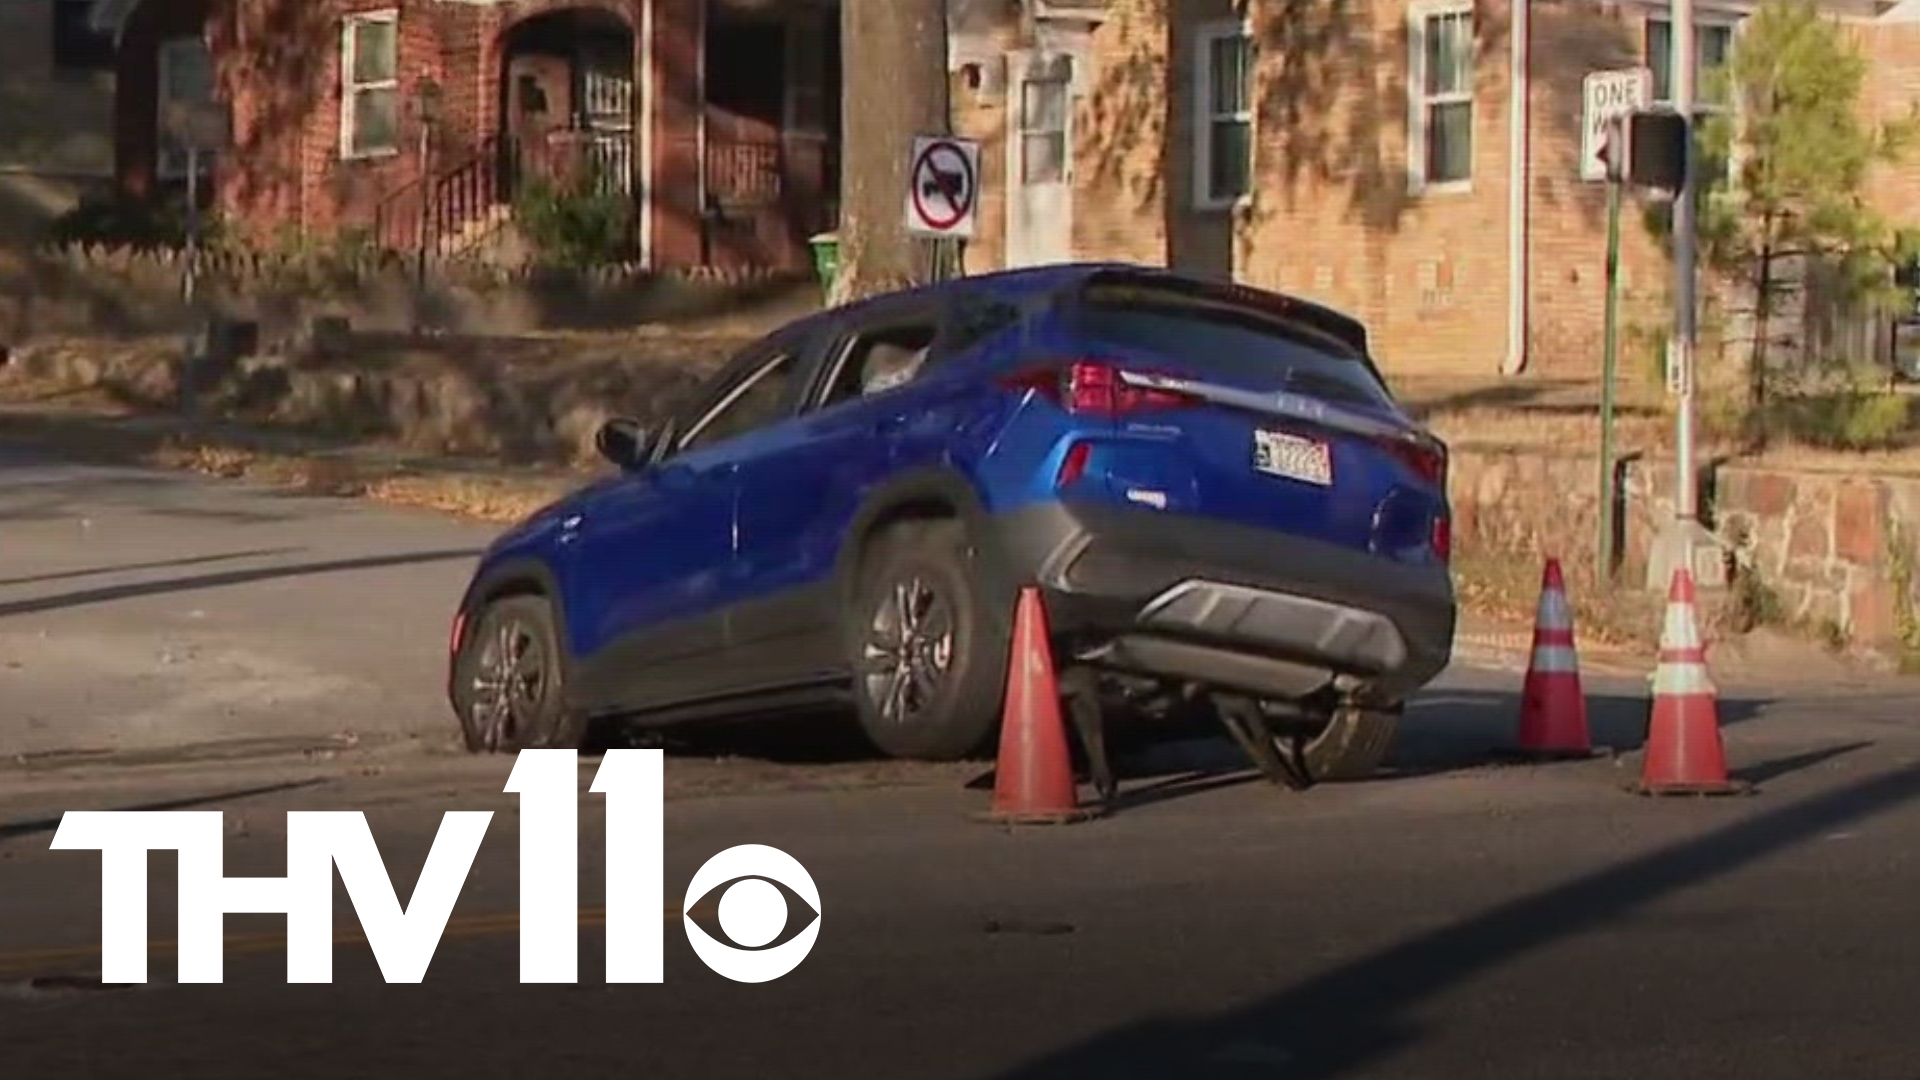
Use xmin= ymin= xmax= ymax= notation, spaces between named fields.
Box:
xmin=1530 ymin=645 xmax=1581 ymax=673
xmin=1537 ymin=588 xmax=1572 ymax=631
xmin=1660 ymin=601 xmax=1702 ymax=649
xmin=1652 ymin=660 xmax=1716 ymax=696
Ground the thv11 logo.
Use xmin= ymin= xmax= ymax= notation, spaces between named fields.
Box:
xmin=49 ymin=749 xmax=822 ymax=985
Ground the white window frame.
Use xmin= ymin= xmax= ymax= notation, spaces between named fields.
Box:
xmin=1406 ymin=0 xmax=1476 ymax=196
xmin=1645 ymin=10 xmax=1745 ymax=186
xmin=340 ymin=8 xmax=401 ymax=161
xmin=156 ymin=34 xmax=215 ymax=182
xmin=1191 ymin=17 xmax=1254 ymax=212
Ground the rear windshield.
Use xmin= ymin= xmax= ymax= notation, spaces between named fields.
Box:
xmin=1071 ymin=282 xmax=1395 ymax=410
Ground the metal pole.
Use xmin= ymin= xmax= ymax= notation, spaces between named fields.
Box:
xmin=1659 ymin=0 xmax=1707 ymax=583
xmin=1673 ymin=0 xmax=1698 ymax=521
xmin=1599 ymin=131 xmax=1624 ymax=580
xmin=416 ymin=121 xmax=432 ymax=295
xmin=182 ymin=144 xmax=201 ymax=418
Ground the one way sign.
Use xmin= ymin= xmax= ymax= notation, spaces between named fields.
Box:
xmin=1581 ymin=67 xmax=1651 ymax=182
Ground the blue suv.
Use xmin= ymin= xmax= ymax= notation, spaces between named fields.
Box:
xmin=447 ymin=263 xmax=1455 ymax=783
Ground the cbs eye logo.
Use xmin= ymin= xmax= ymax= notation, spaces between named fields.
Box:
xmin=681 ymin=844 xmax=822 ymax=983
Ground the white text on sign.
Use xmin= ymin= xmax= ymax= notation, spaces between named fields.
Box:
xmin=48 ymin=750 xmax=824 ymax=985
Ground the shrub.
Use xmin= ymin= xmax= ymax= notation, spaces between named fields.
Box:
xmin=46 ymin=189 xmax=222 ymax=251
xmin=512 ymin=161 xmax=633 ymax=270
xmin=1761 ymin=385 xmax=1912 ymax=449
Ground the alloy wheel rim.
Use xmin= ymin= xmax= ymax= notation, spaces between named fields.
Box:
xmin=861 ymin=574 xmax=956 ymax=726
xmin=469 ymin=618 xmax=547 ymax=750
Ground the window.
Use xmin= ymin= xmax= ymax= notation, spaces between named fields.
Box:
xmin=1647 ymin=17 xmax=1736 ymax=108
xmin=340 ymin=10 xmax=400 ymax=159
xmin=52 ymin=0 xmax=116 ymax=72
xmin=1408 ymin=3 xmax=1474 ymax=192
xmin=680 ymin=352 xmax=800 ymax=453
xmin=1074 ymin=282 xmax=1397 ymax=411
xmin=1646 ymin=16 xmax=1739 ymax=182
xmin=156 ymin=36 xmax=216 ymax=180
xmin=1193 ymin=20 xmax=1253 ymax=209
xmin=1019 ymin=56 xmax=1072 ymax=186
xmin=819 ymin=323 xmax=941 ymax=410
xmin=946 ymin=294 xmax=1024 ymax=355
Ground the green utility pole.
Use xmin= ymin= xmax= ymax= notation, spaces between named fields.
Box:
xmin=1597 ymin=118 xmax=1626 ymax=580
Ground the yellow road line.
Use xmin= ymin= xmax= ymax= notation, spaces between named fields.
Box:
xmin=0 ymin=905 xmax=680 ymax=977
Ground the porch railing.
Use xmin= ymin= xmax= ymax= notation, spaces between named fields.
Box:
xmin=372 ymin=134 xmax=509 ymax=260
xmin=706 ymin=137 xmax=783 ymax=206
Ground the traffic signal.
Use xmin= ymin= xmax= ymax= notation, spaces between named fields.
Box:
xmin=1627 ymin=109 xmax=1689 ymax=192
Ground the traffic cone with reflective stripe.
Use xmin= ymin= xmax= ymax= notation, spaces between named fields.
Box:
xmin=972 ymin=587 xmax=1102 ymax=825
xmin=1632 ymin=566 xmax=1750 ymax=797
xmin=1501 ymin=558 xmax=1597 ymax=761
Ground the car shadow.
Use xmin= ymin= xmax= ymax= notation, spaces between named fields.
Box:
xmin=0 ymin=548 xmax=483 ymax=619
xmin=620 ymin=685 xmax=1794 ymax=812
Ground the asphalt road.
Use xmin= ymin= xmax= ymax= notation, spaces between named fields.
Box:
xmin=2 ymin=673 xmax=1920 ymax=1080
xmin=9 ymin=445 xmax=1920 ymax=1078
xmin=0 ymin=449 xmax=496 ymax=760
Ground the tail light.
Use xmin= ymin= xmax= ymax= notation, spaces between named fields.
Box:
xmin=1001 ymin=358 xmax=1203 ymax=416
xmin=1377 ymin=433 xmax=1448 ymax=490
xmin=449 ymin=609 xmax=467 ymax=657
xmin=1055 ymin=441 xmax=1093 ymax=488
xmin=1431 ymin=515 xmax=1452 ymax=563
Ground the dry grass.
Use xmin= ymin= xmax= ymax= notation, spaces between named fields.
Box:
xmin=149 ymin=442 xmax=578 ymax=523
xmin=1398 ymin=371 xmax=1920 ymax=475
xmin=1451 ymin=547 xmax=1661 ymax=653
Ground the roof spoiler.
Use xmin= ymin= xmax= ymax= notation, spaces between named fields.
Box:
xmin=1072 ymin=266 xmax=1373 ymax=360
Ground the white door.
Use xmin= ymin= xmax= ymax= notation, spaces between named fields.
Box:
xmin=1005 ymin=52 xmax=1073 ymax=268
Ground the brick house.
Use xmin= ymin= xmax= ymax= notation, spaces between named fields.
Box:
xmin=950 ymin=0 xmax=1920 ymax=379
xmin=75 ymin=0 xmax=839 ymax=271
xmin=0 ymin=1 xmax=118 ymax=245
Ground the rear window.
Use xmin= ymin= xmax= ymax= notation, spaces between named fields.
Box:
xmin=1072 ymin=282 xmax=1395 ymax=410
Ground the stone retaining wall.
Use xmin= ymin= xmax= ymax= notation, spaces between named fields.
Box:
xmin=0 ymin=245 xmax=809 ymax=343
xmin=1451 ymin=446 xmax=1920 ymax=665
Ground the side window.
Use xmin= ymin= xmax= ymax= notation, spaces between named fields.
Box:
xmin=817 ymin=319 xmax=942 ymax=410
xmin=678 ymin=351 xmax=801 ymax=453
xmin=947 ymin=294 xmax=1024 ymax=355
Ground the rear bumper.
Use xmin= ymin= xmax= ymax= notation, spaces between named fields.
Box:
xmin=982 ymin=500 xmax=1456 ymax=704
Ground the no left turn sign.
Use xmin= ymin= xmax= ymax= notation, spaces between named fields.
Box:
xmin=905 ymin=134 xmax=980 ymax=240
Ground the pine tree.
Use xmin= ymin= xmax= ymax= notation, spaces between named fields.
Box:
xmin=1690 ymin=0 xmax=1917 ymax=427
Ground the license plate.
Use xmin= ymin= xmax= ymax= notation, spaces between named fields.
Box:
xmin=1253 ymin=429 xmax=1332 ymax=486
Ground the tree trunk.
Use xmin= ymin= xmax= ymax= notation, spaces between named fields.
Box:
xmin=830 ymin=0 xmax=952 ymax=306
xmin=1749 ymin=221 xmax=1775 ymax=449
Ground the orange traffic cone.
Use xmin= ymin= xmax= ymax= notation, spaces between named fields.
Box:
xmin=972 ymin=587 xmax=1101 ymax=825
xmin=1632 ymin=566 xmax=1750 ymax=797
xmin=1499 ymin=558 xmax=1597 ymax=761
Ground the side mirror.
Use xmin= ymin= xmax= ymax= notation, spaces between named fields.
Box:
xmin=594 ymin=416 xmax=654 ymax=470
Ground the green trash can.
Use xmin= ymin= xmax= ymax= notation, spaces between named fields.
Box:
xmin=808 ymin=232 xmax=840 ymax=303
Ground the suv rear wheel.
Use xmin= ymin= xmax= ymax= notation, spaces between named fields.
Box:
xmin=844 ymin=520 xmax=1011 ymax=761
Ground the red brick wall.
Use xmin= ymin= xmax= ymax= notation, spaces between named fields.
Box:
xmin=652 ymin=0 xmax=704 ymax=267
xmin=959 ymin=0 xmax=1920 ymax=381
xmin=151 ymin=0 xmax=664 ymax=251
